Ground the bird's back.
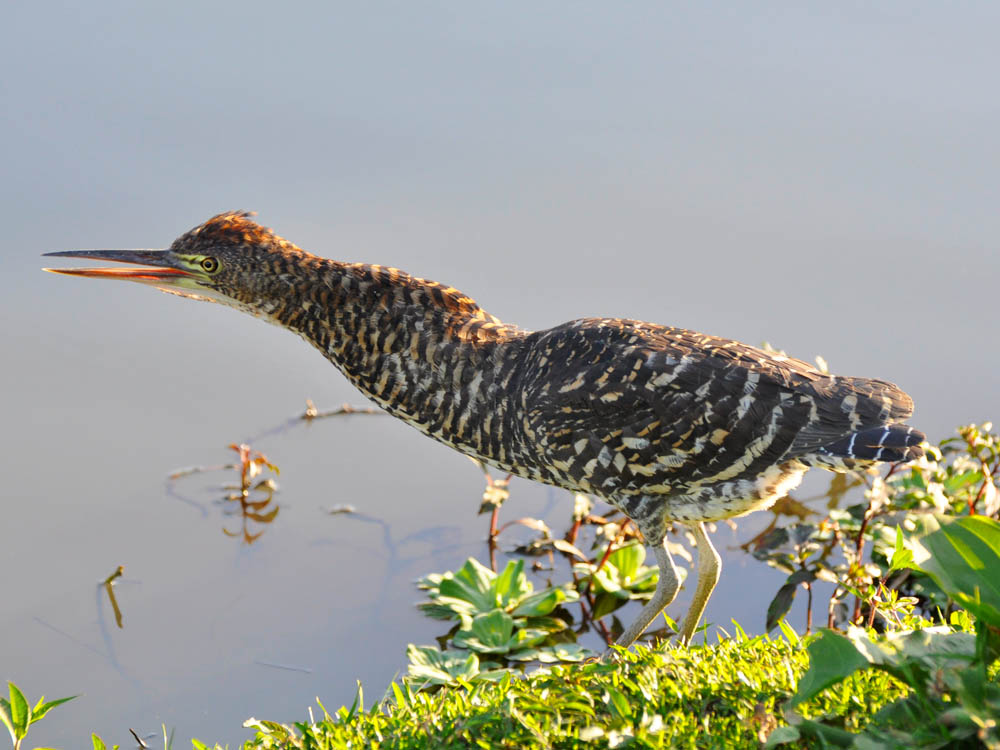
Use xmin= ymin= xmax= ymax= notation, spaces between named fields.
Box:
xmin=510 ymin=318 xmax=922 ymax=514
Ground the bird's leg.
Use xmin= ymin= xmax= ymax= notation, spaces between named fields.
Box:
xmin=608 ymin=536 xmax=681 ymax=654
xmin=676 ymin=521 xmax=721 ymax=645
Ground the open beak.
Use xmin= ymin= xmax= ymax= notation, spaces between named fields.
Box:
xmin=42 ymin=249 xmax=192 ymax=283
xmin=42 ymin=248 xmax=223 ymax=303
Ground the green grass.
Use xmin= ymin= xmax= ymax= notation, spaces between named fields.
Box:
xmin=235 ymin=628 xmax=909 ymax=750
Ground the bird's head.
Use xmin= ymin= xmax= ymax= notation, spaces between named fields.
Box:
xmin=44 ymin=212 xmax=311 ymax=314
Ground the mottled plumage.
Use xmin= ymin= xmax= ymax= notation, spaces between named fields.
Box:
xmin=45 ymin=212 xmax=924 ymax=649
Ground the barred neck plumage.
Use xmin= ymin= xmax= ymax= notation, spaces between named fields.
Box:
xmin=262 ymin=258 xmax=530 ymax=462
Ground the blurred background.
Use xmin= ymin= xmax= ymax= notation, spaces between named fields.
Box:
xmin=2 ymin=1 xmax=998 ymax=746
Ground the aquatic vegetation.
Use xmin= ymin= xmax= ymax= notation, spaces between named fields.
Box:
xmin=416 ymin=557 xmax=579 ymax=622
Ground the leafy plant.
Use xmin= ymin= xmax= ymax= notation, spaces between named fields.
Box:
xmin=405 ymin=645 xmax=508 ymax=687
xmin=770 ymin=514 xmax=1000 ymax=749
xmin=573 ymin=541 xmax=660 ymax=599
xmin=0 ymin=682 xmax=76 ymax=750
xmin=452 ymin=610 xmax=549 ymax=655
xmin=416 ymin=557 xmax=578 ymax=622
xmin=410 ymin=558 xmax=590 ymax=676
xmin=754 ymin=423 xmax=1000 ymax=634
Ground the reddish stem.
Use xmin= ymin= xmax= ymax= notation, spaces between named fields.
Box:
xmin=805 ymin=581 xmax=813 ymax=635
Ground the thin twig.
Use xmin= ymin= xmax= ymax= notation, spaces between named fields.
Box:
xmin=581 ymin=523 xmax=627 ymax=598
xmin=805 ymin=581 xmax=813 ymax=635
xmin=301 ymin=399 xmax=384 ymax=420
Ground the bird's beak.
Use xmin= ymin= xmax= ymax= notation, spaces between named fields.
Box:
xmin=42 ymin=248 xmax=223 ymax=303
xmin=42 ymin=249 xmax=192 ymax=283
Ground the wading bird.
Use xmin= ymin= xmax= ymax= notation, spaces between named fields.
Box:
xmin=45 ymin=212 xmax=924 ymax=649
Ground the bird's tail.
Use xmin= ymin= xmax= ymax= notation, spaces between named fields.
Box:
xmin=817 ymin=423 xmax=925 ymax=463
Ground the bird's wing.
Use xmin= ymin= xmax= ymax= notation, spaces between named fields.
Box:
xmin=784 ymin=375 xmax=915 ymax=455
xmin=517 ymin=319 xmax=819 ymax=496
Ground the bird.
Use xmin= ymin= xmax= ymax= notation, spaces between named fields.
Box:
xmin=44 ymin=211 xmax=924 ymax=650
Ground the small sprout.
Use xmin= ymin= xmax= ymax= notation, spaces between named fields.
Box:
xmin=0 ymin=682 xmax=77 ymax=750
xmin=100 ymin=565 xmax=127 ymax=628
xmin=103 ymin=565 xmax=124 ymax=586
xmin=302 ymin=398 xmax=319 ymax=419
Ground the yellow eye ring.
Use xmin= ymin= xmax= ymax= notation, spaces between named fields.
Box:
xmin=201 ymin=257 xmax=220 ymax=273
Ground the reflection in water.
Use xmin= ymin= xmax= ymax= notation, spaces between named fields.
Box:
xmin=169 ymin=443 xmax=281 ymax=545
xmin=252 ymin=659 xmax=313 ymax=673
xmin=103 ymin=565 xmax=125 ymax=629
xmin=163 ymin=401 xmax=384 ymax=544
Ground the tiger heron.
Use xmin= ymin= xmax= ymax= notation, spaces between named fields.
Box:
xmin=44 ymin=212 xmax=924 ymax=649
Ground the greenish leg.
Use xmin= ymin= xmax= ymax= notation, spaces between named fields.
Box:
xmin=676 ymin=521 xmax=721 ymax=645
xmin=608 ymin=536 xmax=681 ymax=653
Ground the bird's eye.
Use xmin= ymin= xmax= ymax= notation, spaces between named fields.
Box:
xmin=200 ymin=257 xmax=220 ymax=273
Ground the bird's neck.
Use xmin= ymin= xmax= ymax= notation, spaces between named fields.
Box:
xmin=269 ymin=259 xmax=530 ymax=465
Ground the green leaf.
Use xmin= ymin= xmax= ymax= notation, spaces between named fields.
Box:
xmin=763 ymin=725 xmax=800 ymax=748
xmin=605 ymin=687 xmax=632 ymax=720
xmin=455 ymin=609 xmax=515 ymax=652
xmin=589 ymin=591 xmax=628 ymax=619
xmin=92 ymin=734 xmax=107 ymax=750
xmin=426 ymin=558 xmax=540 ymax=619
xmin=911 ymin=515 xmax=1000 ymax=626
xmin=886 ymin=526 xmax=915 ymax=575
xmin=390 ymin=681 xmax=407 ymax=708
xmin=844 ymin=625 xmax=976 ymax=681
xmin=0 ymin=700 xmax=15 ymax=746
xmin=455 ymin=609 xmax=549 ymax=654
xmin=608 ymin=542 xmax=644 ymax=579
xmin=765 ymin=583 xmax=797 ymax=632
xmin=30 ymin=694 xmax=77 ymax=724
xmin=777 ymin=618 xmax=800 ymax=645
xmin=510 ymin=586 xmax=578 ymax=617
xmin=437 ymin=558 xmax=500 ymax=612
xmin=790 ymin=630 xmax=869 ymax=707
xmin=8 ymin=682 xmax=30 ymax=739
xmin=493 ymin=559 xmax=526 ymax=603
xmin=782 ymin=717 xmax=855 ymax=747
xmin=573 ymin=542 xmax=659 ymax=599
xmin=512 ymin=643 xmax=591 ymax=663
xmin=943 ymin=469 xmax=982 ymax=493
xmin=406 ymin=644 xmax=482 ymax=686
